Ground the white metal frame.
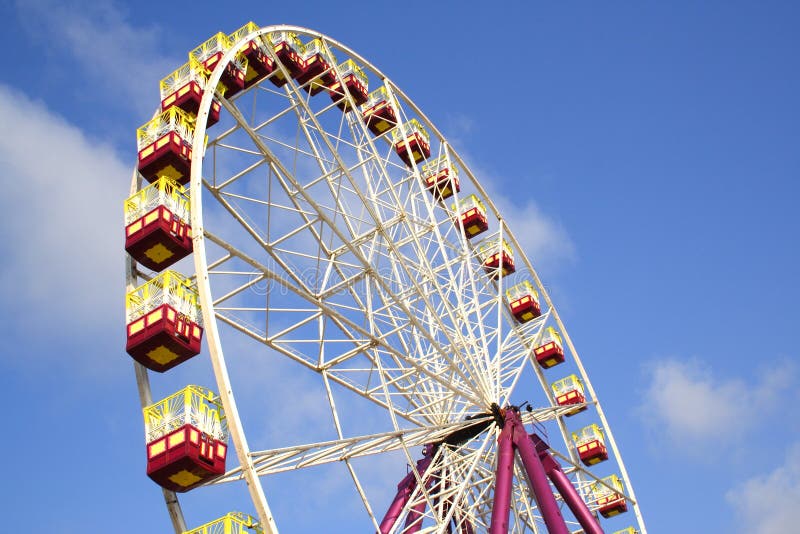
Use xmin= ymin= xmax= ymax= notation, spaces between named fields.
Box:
xmin=125 ymin=24 xmax=646 ymax=534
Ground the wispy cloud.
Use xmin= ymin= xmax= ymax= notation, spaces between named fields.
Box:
xmin=0 ymin=84 xmax=129 ymax=359
xmin=487 ymin=185 xmax=576 ymax=274
xmin=442 ymin=112 xmax=475 ymax=148
xmin=439 ymin=113 xmax=576 ymax=274
xmin=455 ymin=166 xmax=576 ymax=276
xmin=726 ymin=442 xmax=800 ymax=533
xmin=639 ymin=358 xmax=796 ymax=455
xmin=15 ymin=0 xmax=179 ymax=116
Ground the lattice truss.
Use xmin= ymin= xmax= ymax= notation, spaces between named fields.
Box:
xmin=184 ymin=30 xmax=636 ymax=533
xmin=201 ymin=70 xmax=552 ymax=426
xmin=378 ymin=438 xmax=623 ymax=533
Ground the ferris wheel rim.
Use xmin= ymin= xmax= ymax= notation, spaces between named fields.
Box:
xmin=185 ymin=28 xmax=493 ymax=527
xmin=108 ymin=22 xmax=655 ymax=534
xmin=192 ymin=25 xmax=530 ymax=416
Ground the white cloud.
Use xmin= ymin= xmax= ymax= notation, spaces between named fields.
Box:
xmin=487 ymin=185 xmax=576 ymax=274
xmin=438 ymin=117 xmax=576 ymax=274
xmin=726 ymin=443 xmax=800 ymax=534
xmin=0 ymin=84 xmax=129 ymax=351
xmin=452 ymin=167 xmax=577 ymax=276
xmin=640 ymin=358 xmax=796 ymax=452
xmin=442 ymin=112 xmax=475 ymax=148
xmin=15 ymin=0 xmax=178 ymax=115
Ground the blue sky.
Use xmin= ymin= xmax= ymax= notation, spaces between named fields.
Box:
xmin=0 ymin=1 xmax=798 ymax=532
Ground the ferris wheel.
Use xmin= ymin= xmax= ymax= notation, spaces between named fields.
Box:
xmin=123 ymin=23 xmax=648 ymax=534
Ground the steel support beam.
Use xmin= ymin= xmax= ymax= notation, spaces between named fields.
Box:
xmin=530 ymin=434 xmax=603 ymax=534
xmin=489 ymin=419 xmax=516 ymax=534
xmin=380 ymin=448 xmax=435 ymax=534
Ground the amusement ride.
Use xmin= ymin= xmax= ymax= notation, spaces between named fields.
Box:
xmin=123 ymin=22 xmax=647 ymax=534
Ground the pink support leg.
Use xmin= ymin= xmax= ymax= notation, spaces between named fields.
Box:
xmin=381 ymin=475 xmax=416 ymax=534
xmin=508 ymin=410 xmax=571 ymax=534
xmin=385 ymin=409 xmax=598 ymax=534
xmin=530 ymin=434 xmax=604 ymax=534
xmin=404 ymin=498 xmax=428 ymax=533
xmin=489 ymin=420 xmax=515 ymax=534
xmin=380 ymin=448 xmax=434 ymax=534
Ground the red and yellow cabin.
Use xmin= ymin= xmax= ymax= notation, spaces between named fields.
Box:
xmin=159 ymin=56 xmax=221 ymax=128
xmin=144 ymin=386 xmax=227 ymax=493
xmin=183 ymin=512 xmax=263 ymax=534
xmin=229 ymin=22 xmax=275 ymax=89
xmin=329 ymin=59 xmax=369 ymax=111
xmin=266 ymin=31 xmax=305 ymax=86
xmin=480 ymin=239 xmax=516 ymax=279
xmin=506 ymin=281 xmax=541 ymax=323
xmin=124 ymin=177 xmax=192 ymax=271
xmin=612 ymin=528 xmax=638 ymax=534
xmin=453 ymin=194 xmax=489 ymax=238
xmin=422 ymin=155 xmax=460 ymax=200
xmin=592 ymin=475 xmax=628 ymax=518
xmin=393 ymin=118 xmax=431 ymax=167
xmin=126 ymin=270 xmax=203 ymax=372
xmin=551 ymin=374 xmax=588 ymax=416
xmin=361 ymin=86 xmax=397 ymax=136
xmin=534 ymin=326 xmax=564 ymax=368
xmin=189 ymin=32 xmax=248 ymax=97
xmin=572 ymin=424 xmax=609 ymax=466
xmin=137 ymin=107 xmax=196 ymax=185
xmin=296 ymin=38 xmax=337 ymax=95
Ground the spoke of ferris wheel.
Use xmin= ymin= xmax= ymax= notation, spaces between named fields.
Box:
xmin=203 ymin=229 xmax=486 ymax=413
xmin=208 ymin=402 xmax=579 ymax=486
xmin=212 ymin=306 xmax=440 ymax=428
xmin=210 ymin=414 xmax=493 ymax=484
xmin=378 ymin=82 xmax=513 ymax=402
xmin=250 ymin=83 xmax=503 ymax=382
xmin=496 ymin=313 xmax=551 ymax=407
xmin=213 ymin=308 xmax=468 ymax=427
xmin=203 ymin=151 xmax=510 ymax=414
xmin=216 ymin=97 xmax=493 ymax=407
xmin=320 ymin=371 xmax=382 ymax=532
xmin=330 ymin=111 xmax=490 ymax=361
xmin=202 ymin=217 xmax=494 ymax=420
xmin=373 ymin=43 xmax=557 ymax=406
xmin=281 ymin=90 xmax=499 ymax=403
xmin=391 ymin=433 xmax=494 ymax=533
xmin=370 ymin=95 xmax=502 ymax=403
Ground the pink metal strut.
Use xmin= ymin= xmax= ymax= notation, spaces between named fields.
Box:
xmin=380 ymin=408 xmax=602 ymax=534
xmin=404 ymin=494 xmax=429 ymax=533
xmin=489 ymin=420 xmax=516 ymax=533
xmin=490 ymin=408 xmax=570 ymax=534
xmin=530 ymin=433 xmax=604 ymax=534
xmin=380 ymin=446 xmax=435 ymax=534
xmin=509 ymin=410 xmax=570 ymax=534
